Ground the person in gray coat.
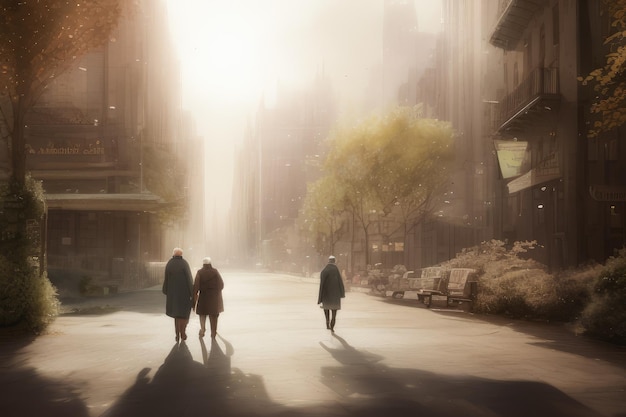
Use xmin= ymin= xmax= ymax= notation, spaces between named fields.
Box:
xmin=317 ymin=255 xmax=345 ymax=332
xmin=162 ymin=247 xmax=194 ymax=342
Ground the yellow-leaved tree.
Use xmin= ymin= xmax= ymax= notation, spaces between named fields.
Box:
xmin=310 ymin=106 xmax=455 ymax=269
xmin=579 ymin=0 xmax=626 ymax=138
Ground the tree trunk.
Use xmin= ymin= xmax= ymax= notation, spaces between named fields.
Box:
xmin=403 ymin=221 xmax=409 ymax=266
xmin=11 ymin=97 xmax=27 ymax=186
xmin=350 ymin=211 xmax=356 ymax=274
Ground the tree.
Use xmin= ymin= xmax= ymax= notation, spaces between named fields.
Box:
xmin=298 ymin=175 xmax=347 ymax=256
xmin=579 ymin=0 xmax=626 ymax=138
xmin=0 ymin=0 xmax=123 ymax=186
xmin=323 ymin=106 xmax=455 ymax=268
xmin=325 ymin=118 xmax=381 ymax=268
xmin=369 ymin=110 xmax=454 ymax=265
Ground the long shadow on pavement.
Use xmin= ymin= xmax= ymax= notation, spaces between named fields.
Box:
xmin=98 ymin=331 xmax=614 ymax=417
xmin=100 ymin=335 xmax=298 ymax=417
xmin=318 ymin=332 xmax=606 ymax=417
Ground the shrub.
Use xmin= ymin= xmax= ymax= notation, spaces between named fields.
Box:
xmin=580 ymin=248 xmax=626 ymax=345
xmin=441 ymin=240 xmax=595 ymax=321
xmin=474 ymin=264 xmax=555 ymax=318
xmin=0 ymin=254 xmax=59 ymax=333
xmin=547 ymin=265 xmax=598 ymax=321
xmin=0 ymin=177 xmax=59 ymax=333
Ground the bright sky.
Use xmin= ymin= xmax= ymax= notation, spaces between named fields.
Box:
xmin=165 ymin=0 xmax=442 ymax=221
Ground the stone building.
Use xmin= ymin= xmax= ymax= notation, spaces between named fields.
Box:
xmin=2 ymin=1 xmax=200 ymax=290
xmin=422 ymin=0 xmax=626 ymax=269
xmin=488 ymin=0 xmax=625 ymax=268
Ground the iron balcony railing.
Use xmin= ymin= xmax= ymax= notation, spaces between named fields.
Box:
xmin=496 ymin=67 xmax=560 ymax=131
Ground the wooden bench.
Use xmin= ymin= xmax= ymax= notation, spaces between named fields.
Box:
xmin=417 ymin=268 xmax=478 ymax=311
xmin=385 ymin=267 xmax=444 ymax=300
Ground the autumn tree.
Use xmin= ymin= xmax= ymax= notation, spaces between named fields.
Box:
xmin=324 ymin=117 xmax=381 ymax=268
xmin=368 ymin=109 xmax=455 ymax=265
xmin=322 ymin=106 xmax=455 ymax=268
xmin=0 ymin=0 xmax=123 ymax=186
xmin=579 ymin=0 xmax=626 ymax=138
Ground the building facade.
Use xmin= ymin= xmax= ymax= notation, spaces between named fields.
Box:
xmin=488 ymin=0 xmax=625 ymax=268
xmin=5 ymin=1 xmax=199 ymax=290
xmin=231 ymin=70 xmax=337 ymax=271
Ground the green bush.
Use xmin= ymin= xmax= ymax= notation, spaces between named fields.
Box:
xmin=0 ymin=177 xmax=59 ymax=333
xmin=548 ymin=266 xmax=598 ymax=321
xmin=580 ymin=248 xmax=626 ymax=345
xmin=0 ymin=254 xmax=59 ymax=332
xmin=441 ymin=240 xmax=595 ymax=321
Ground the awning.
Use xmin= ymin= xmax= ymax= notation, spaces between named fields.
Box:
xmin=45 ymin=193 xmax=166 ymax=212
xmin=507 ymin=152 xmax=561 ymax=194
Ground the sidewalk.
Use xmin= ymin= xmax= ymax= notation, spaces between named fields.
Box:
xmin=1 ymin=271 xmax=625 ymax=417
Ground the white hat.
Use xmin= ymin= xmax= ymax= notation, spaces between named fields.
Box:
xmin=202 ymin=257 xmax=212 ymax=265
xmin=328 ymin=255 xmax=336 ymax=261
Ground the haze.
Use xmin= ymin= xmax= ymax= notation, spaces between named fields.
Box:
xmin=166 ymin=0 xmax=443 ymax=217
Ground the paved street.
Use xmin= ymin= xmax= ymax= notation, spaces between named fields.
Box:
xmin=1 ymin=271 xmax=625 ymax=417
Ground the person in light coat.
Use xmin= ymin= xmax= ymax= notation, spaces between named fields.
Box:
xmin=162 ymin=247 xmax=194 ymax=342
xmin=317 ymin=255 xmax=345 ymax=332
xmin=193 ymin=257 xmax=224 ymax=338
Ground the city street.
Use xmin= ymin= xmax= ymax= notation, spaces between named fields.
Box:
xmin=1 ymin=271 xmax=625 ymax=417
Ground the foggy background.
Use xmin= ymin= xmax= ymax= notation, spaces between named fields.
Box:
xmin=166 ymin=0 xmax=443 ymax=223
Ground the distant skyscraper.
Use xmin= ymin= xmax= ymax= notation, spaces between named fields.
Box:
xmin=382 ymin=0 xmax=418 ymax=105
xmin=381 ymin=0 xmax=436 ymax=107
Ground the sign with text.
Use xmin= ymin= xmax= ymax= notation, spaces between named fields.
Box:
xmin=589 ymin=185 xmax=626 ymax=202
xmin=26 ymin=139 xmax=106 ymax=156
xmin=494 ymin=140 xmax=528 ymax=179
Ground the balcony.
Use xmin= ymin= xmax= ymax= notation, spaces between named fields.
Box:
xmin=490 ymin=0 xmax=544 ymax=50
xmin=496 ymin=67 xmax=560 ymax=133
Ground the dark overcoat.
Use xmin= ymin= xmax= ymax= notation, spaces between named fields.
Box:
xmin=317 ymin=263 xmax=345 ymax=310
xmin=193 ymin=265 xmax=224 ymax=316
xmin=162 ymin=255 xmax=194 ymax=319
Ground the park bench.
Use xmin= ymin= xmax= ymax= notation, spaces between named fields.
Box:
xmin=418 ymin=268 xmax=478 ymax=311
xmin=385 ymin=267 xmax=445 ymax=300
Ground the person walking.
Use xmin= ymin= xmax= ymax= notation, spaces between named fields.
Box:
xmin=162 ymin=247 xmax=194 ymax=342
xmin=317 ymin=255 xmax=345 ymax=332
xmin=193 ymin=257 xmax=224 ymax=338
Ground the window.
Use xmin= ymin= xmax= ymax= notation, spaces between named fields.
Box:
xmin=610 ymin=204 xmax=623 ymax=230
xmin=525 ymin=36 xmax=533 ymax=72
xmin=606 ymin=139 xmax=619 ymax=161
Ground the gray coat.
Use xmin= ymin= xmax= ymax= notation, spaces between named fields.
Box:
xmin=317 ymin=263 xmax=345 ymax=310
xmin=162 ymin=255 xmax=193 ymax=318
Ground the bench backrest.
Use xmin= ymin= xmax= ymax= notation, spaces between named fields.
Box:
xmin=409 ymin=267 xmax=445 ymax=291
xmin=407 ymin=276 xmax=442 ymax=290
xmin=421 ymin=267 xmax=443 ymax=279
xmin=446 ymin=268 xmax=476 ymax=296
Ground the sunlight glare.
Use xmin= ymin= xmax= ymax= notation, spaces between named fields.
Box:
xmin=168 ymin=1 xmax=278 ymax=104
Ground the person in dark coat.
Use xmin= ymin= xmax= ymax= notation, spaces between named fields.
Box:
xmin=193 ymin=257 xmax=224 ymax=338
xmin=317 ymin=255 xmax=345 ymax=332
xmin=162 ymin=247 xmax=194 ymax=342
